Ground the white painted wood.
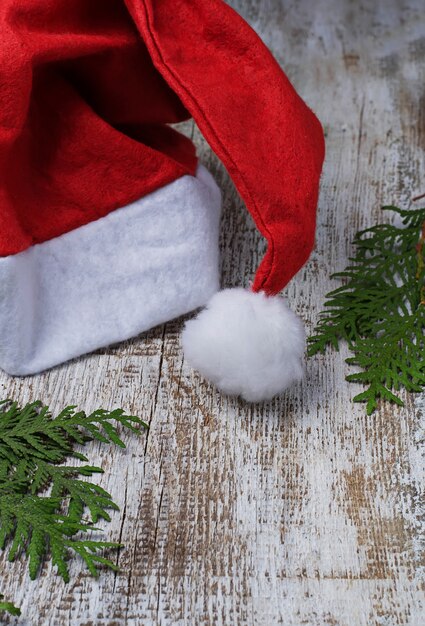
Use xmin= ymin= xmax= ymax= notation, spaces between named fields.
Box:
xmin=1 ymin=1 xmax=424 ymax=624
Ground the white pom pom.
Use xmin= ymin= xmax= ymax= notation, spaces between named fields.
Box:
xmin=181 ymin=288 xmax=305 ymax=402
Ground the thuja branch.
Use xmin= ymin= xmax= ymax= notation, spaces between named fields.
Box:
xmin=0 ymin=400 xmax=148 ymax=615
xmin=0 ymin=594 xmax=21 ymax=617
xmin=309 ymin=205 xmax=425 ymax=414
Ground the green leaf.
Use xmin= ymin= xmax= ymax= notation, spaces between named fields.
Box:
xmin=308 ymin=205 xmax=425 ymax=413
xmin=0 ymin=400 xmax=148 ymax=610
xmin=0 ymin=594 xmax=21 ymax=616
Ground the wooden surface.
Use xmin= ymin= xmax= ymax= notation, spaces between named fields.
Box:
xmin=1 ymin=1 xmax=424 ymax=624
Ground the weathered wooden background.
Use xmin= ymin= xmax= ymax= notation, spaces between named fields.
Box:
xmin=1 ymin=0 xmax=424 ymax=624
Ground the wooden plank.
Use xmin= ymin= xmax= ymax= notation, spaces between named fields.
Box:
xmin=1 ymin=1 xmax=424 ymax=624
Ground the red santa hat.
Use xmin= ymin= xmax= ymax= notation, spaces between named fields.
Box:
xmin=0 ymin=0 xmax=325 ymax=401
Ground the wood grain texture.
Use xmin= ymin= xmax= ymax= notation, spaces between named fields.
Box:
xmin=1 ymin=1 xmax=424 ymax=624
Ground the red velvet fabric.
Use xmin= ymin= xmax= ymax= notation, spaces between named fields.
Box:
xmin=1 ymin=0 xmax=325 ymax=295
xmin=0 ymin=0 xmax=197 ymax=256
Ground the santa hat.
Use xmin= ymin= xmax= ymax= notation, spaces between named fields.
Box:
xmin=0 ymin=0 xmax=324 ymax=401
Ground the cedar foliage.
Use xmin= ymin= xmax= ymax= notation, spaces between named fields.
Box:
xmin=0 ymin=400 xmax=148 ymax=615
xmin=309 ymin=205 xmax=425 ymax=414
xmin=0 ymin=594 xmax=20 ymax=617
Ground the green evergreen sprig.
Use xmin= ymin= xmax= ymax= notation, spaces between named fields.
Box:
xmin=0 ymin=400 xmax=148 ymax=614
xmin=0 ymin=594 xmax=21 ymax=617
xmin=308 ymin=205 xmax=425 ymax=414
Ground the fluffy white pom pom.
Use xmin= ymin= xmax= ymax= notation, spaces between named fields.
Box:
xmin=181 ymin=288 xmax=305 ymax=402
